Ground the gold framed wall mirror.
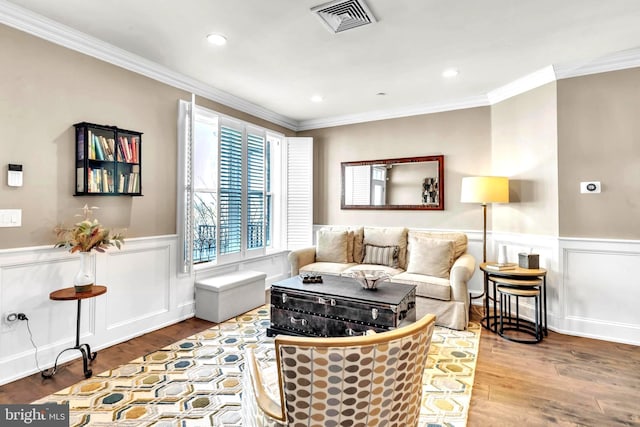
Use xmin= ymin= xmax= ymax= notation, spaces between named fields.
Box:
xmin=341 ymin=155 xmax=444 ymax=210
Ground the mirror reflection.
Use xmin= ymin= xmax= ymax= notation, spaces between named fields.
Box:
xmin=341 ymin=155 xmax=444 ymax=210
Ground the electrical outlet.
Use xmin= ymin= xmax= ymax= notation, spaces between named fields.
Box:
xmin=5 ymin=312 xmax=26 ymax=322
xmin=2 ymin=313 xmax=19 ymax=331
xmin=2 ymin=312 xmax=27 ymax=333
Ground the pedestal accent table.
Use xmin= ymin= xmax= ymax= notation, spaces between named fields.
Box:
xmin=41 ymin=285 xmax=107 ymax=379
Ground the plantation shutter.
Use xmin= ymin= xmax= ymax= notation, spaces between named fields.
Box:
xmin=177 ymin=98 xmax=195 ymax=274
xmin=265 ymin=139 xmax=272 ymax=247
xmin=286 ymin=137 xmax=313 ymax=249
xmin=247 ymin=131 xmax=265 ymax=250
xmin=219 ymin=125 xmax=243 ymax=256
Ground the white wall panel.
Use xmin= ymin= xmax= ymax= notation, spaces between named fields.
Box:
xmin=560 ymin=239 xmax=640 ymax=345
xmin=0 ymin=236 xmax=289 ymax=386
xmin=105 ymin=245 xmax=171 ymax=329
xmin=1 ymin=231 xmax=636 ymax=385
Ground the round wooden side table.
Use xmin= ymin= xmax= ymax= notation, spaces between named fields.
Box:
xmin=41 ymin=285 xmax=107 ymax=379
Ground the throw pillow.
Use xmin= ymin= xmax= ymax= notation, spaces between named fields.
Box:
xmin=321 ymin=226 xmax=362 ymax=262
xmin=408 ymin=230 xmax=467 ymax=260
xmin=362 ymin=244 xmax=399 ymax=268
xmin=406 ymin=236 xmax=455 ymax=278
xmin=346 ymin=230 xmax=354 ymax=263
xmin=352 ymin=227 xmax=365 ymax=263
xmin=316 ymin=229 xmax=349 ymax=263
xmin=364 ymin=227 xmax=408 ymax=268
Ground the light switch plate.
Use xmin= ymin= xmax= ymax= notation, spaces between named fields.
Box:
xmin=0 ymin=209 xmax=21 ymax=227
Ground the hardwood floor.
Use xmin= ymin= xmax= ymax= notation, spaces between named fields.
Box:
xmin=0 ymin=317 xmax=215 ymax=405
xmin=1 ymin=306 xmax=638 ymax=426
xmin=467 ymin=306 xmax=640 ymax=427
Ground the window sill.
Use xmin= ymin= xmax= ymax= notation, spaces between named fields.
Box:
xmin=193 ymin=248 xmax=290 ymax=273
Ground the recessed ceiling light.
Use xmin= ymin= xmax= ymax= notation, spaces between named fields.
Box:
xmin=206 ymin=33 xmax=227 ymax=46
xmin=310 ymin=95 xmax=323 ymax=103
xmin=442 ymin=68 xmax=459 ymax=78
xmin=376 ymin=92 xmax=387 ymax=96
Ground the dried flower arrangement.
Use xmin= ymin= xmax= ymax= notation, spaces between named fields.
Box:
xmin=54 ymin=205 xmax=124 ymax=253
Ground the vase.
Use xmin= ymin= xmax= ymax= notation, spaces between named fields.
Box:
xmin=74 ymin=252 xmax=95 ymax=292
xmin=497 ymin=244 xmax=508 ymax=265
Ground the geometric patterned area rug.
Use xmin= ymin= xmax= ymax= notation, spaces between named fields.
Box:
xmin=35 ymin=306 xmax=480 ymax=426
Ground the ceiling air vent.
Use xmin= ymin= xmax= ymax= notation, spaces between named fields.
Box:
xmin=311 ymin=0 xmax=377 ymax=34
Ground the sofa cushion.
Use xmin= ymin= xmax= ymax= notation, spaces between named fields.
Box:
xmin=300 ymin=262 xmax=356 ymax=275
xmin=342 ymin=264 xmax=404 ymax=276
xmin=362 ymin=244 xmax=399 ymax=268
xmin=406 ymin=236 xmax=455 ymax=279
xmin=364 ymin=227 xmax=408 ymax=269
xmin=316 ymin=229 xmax=349 ymax=263
xmin=408 ymin=231 xmax=467 ymax=260
xmin=392 ymin=272 xmax=451 ymax=301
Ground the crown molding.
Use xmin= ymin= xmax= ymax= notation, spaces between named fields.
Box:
xmin=297 ymin=95 xmax=490 ymax=131
xmin=487 ymin=65 xmax=557 ymax=105
xmin=0 ymin=0 xmax=299 ymax=131
xmin=554 ymin=46 xmax=640 ymax=80
xmin=3 ymin=0 xmax=640 ymax=132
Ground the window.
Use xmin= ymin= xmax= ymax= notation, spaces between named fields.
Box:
xmin=178 ymin=100 xmax=311 ymax=271
xmin=247 ymin=131 xmax=265 ymax=250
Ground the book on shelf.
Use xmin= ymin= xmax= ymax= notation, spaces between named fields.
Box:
xmin=118 ymin=136 xmax=134 ymax=162
xmin=93 ymin=134 xmax=105 ymax=160
xmin=88 ymin=130 xmax=95 ymax=159
xmin=484 ymin=262 xmax=517 ymax=271
xmin=76 ymin=167 xmax=84 ymax=193
xmin=131 ymin=137 xmax=138 ymax=163
xmin=99 ymin=135 xmax=114 ymax=161
xmin=77 ymin=131 xmax=85 ymax=161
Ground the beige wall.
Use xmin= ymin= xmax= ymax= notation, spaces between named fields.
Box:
xmin=0 ymin=24 xmax=292 ymax=250
xmin=557 ymin=69 xmax=640 ymax=239
xmin=491 ymin=82 xmax=559 ymax=236
xmin=298 ymin=107 xmax=492 ymax=229
xmin=4 ymin=21 xmax=639 ymax=250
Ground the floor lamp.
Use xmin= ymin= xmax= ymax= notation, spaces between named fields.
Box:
xmin=460 ymin=176 xmax=509 ymax=263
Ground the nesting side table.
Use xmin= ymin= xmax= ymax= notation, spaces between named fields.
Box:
xmin=41 ymin=285 xmax=107 ymax=379
xmin=479 ymin=264 xmax=548 ymax=337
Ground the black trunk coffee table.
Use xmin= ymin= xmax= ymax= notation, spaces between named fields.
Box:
xmin=267 ymin=275 xmax=416 ymax=337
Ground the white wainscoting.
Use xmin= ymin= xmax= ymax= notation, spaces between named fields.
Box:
xmin=493 ymin=233 xmax=640 ymax=346
xmin=559 ymin=238 xmax=640 ymax=345
xmin=0 ymin=236 xmax=290 ymax=386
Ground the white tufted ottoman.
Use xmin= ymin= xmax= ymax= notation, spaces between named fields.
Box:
xmin=195 ymin=270 xmax=266 ymax=323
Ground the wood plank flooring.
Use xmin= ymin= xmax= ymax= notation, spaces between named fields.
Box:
xmin=467 ymin=306 xmax=640 ymax=426
xmin=1 ymin=305 xmax=638 ymax=426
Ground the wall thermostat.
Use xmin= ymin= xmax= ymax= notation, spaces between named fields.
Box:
xmin=7 ymin=164 xmax=23 ymax=187
xmin=580 ymin=181 xmax=601 ymax=194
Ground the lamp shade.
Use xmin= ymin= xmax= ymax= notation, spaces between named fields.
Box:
xmin=460 ymin=176 xmax=509 ymax=204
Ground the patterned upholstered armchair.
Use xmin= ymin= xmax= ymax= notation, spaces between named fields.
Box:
xmin=242 ymin=314 xmax=436 ymax=427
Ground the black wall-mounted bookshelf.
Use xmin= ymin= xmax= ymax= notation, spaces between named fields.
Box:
xmin=74 ymin=122 xmax=143 ymax=196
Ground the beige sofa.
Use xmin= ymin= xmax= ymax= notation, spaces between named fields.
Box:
xmin=288 ymin=226 xmax=476 ymax=330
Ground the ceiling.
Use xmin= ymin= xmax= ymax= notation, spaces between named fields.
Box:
xmin=3 ymin=0 xmax=640 ymax=130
